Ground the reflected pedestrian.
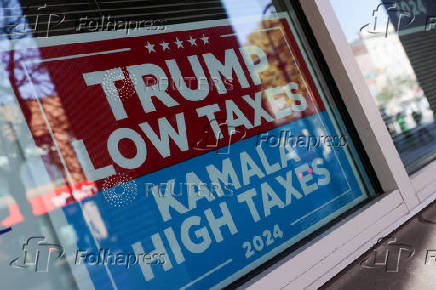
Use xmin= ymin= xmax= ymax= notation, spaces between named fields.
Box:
xmin=412 ymin=110 xmax=433 ymax=144
xmin=397 ymin=112 xmax=415 ymax=149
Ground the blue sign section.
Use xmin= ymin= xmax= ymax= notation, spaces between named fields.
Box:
xmin=66 ymin=111 xmax=368 ymax=289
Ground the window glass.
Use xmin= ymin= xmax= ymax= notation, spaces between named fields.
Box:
xmin=0 ymin=1 xmax=374 ymax=289
xmin=331 ymin=0 xmax=436 ymax=174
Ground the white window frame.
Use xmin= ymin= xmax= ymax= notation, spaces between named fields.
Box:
xmin=243 ymin=0 xmax=436 ymax=289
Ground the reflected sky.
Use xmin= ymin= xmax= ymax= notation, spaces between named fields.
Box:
xmin=330 ymin=0 xmax=389 ymax=43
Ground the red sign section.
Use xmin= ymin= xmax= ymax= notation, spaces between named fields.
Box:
xmin=7 ymin=18 xmax=325 ymax=190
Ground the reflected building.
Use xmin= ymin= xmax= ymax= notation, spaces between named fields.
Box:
xmin=351 ymin=24 xmax=431 ymax=135
xmin=384 ymin=0 xmax=436 ymax=119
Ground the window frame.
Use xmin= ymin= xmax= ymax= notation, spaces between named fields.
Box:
xmin=241 ymin=0 xmax=436 ymax=288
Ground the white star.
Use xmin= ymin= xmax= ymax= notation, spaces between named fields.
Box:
xmin=200 ymin=34 xmax=209 ymax=44
xmin=160 ymin=41 xmax=169 ymax=51
xmin=174 ymin=37 xmax=184 ymax=48
xmin=145 ymin=42 xmax=155 ymax=53
xmin=187 ymin=35 xmax=197 ymax=46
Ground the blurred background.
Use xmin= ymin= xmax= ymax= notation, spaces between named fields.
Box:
xmin=331 ymin=0 xmax=436 ymax=173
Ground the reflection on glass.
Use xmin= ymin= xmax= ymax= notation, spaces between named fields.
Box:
xmin=331 ymin=0 xmax=436 ymax=173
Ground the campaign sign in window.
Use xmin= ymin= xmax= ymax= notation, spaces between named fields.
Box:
xmin=1 ymin=13 xmax=370 ymax=289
